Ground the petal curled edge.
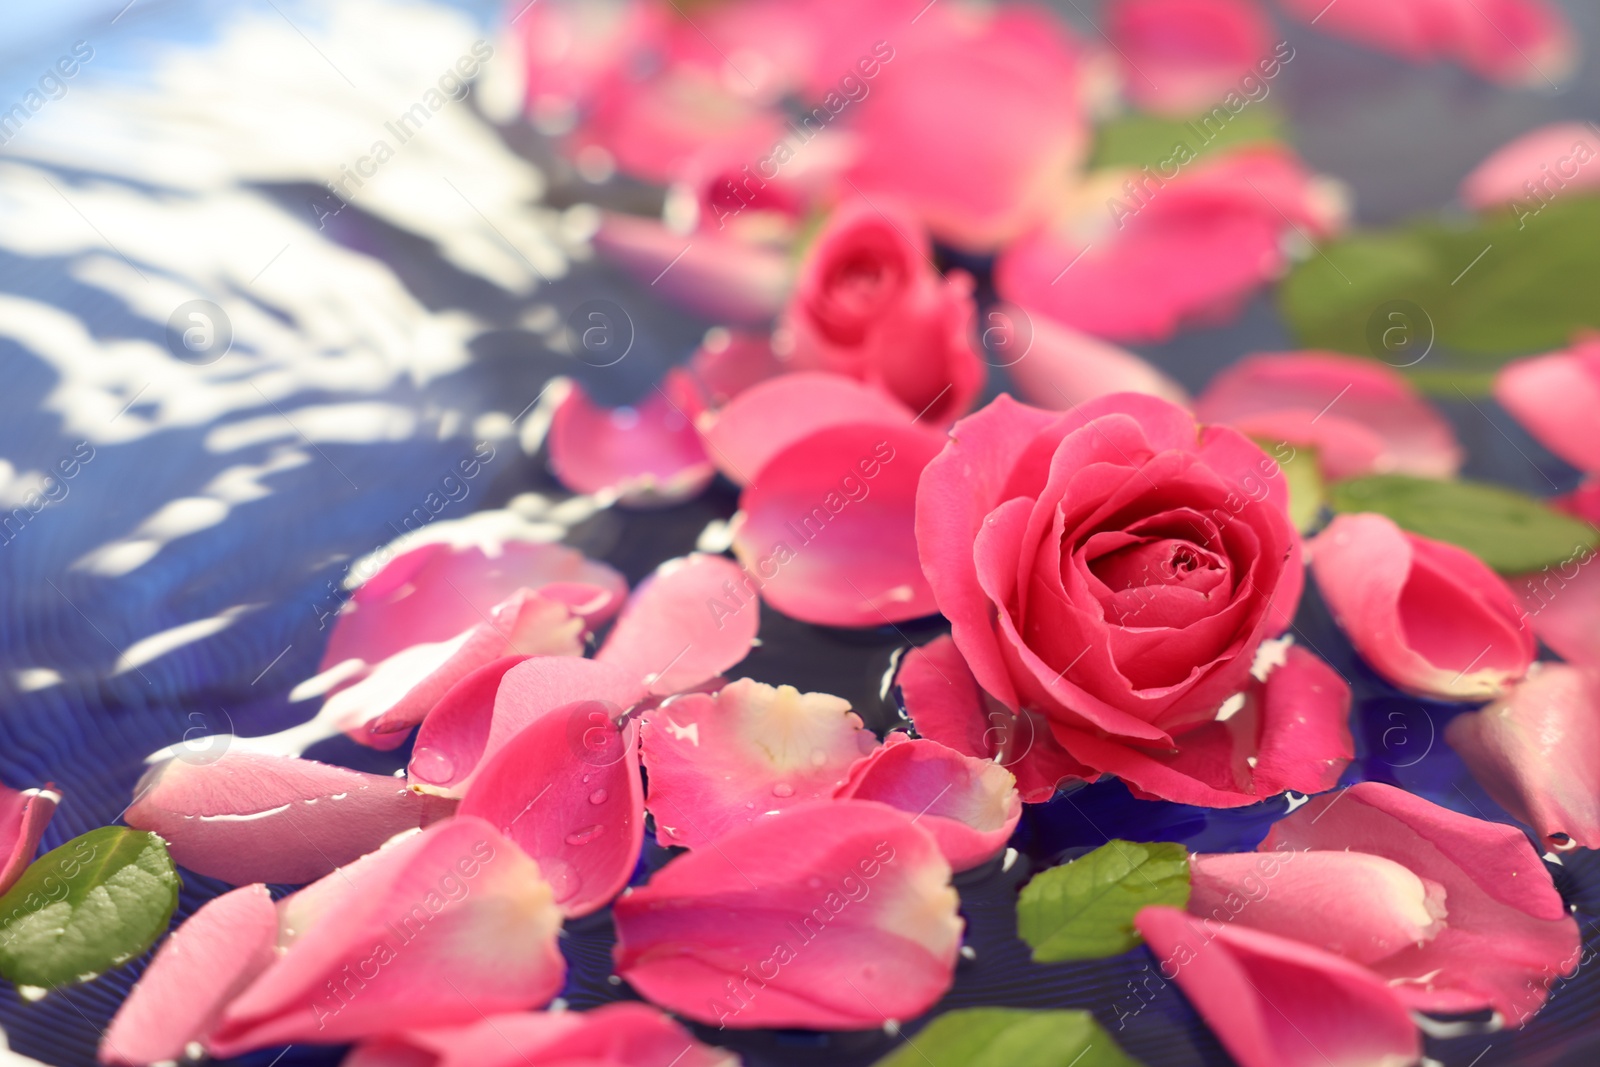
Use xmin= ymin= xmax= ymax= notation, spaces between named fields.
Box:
xmin=1134 ymin=906 xmax=1420 ymax=1067
xmin=833 ymin=734 xmax=1021 ymax=871
xmin=1310 ymin=513 xmax=1533 ymax=701
xmin=613 ymin=799 xmax=962 ymax=1029
xmin=459 ymin=709 xmax=644 ymax=918
xmin=596 ymin=553 xmax=759 ymax=695
xmin=1447 ymin=663 xmax=1600 ymax=851
xmin=210 ymin=817 xmax=565 ymax=1055
xmin=897 ymin=634 xmax=1096 ymax=803
xmin=125 ymin=752 xmax=453 ymax=885
xmin=0 ymin=784 xmax=57 ymax=895
xmin=1262 ymin=782 xmax=1579 ymax=1021
xmin=101 ymin=884 xmax=278 ymax=1066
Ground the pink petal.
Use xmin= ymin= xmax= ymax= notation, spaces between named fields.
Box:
xmin=592 ymin=212 xmax=790 ymax=325
xmin=125 ymin=752 xmax=453 ymax=885
xmin=687 ymin=328 xmax=787 ymax=406
xmin=1262 ymin=782 xmax=1579 ymax=1021
xmin=896 ymin=634 xmax=1097 ymax=803
xmin=341 ymin=589 xmax=589 ymax=747
xmin=100 ymin=885 xmax=279 ymax=1066
xmin=1003 ymin=305 xmax=1189 ymax=411
xmin=996 ymin=147 xmax=1344 ymax=342
xmin=914 ymin=394 xmax=1062 ymax=711
xmin=321 ymin=541 xmax=625 ymax=672
xmin=1108 ymin=0 xmax=1276 ymax=115
xmin=1279 ymin=0 xmax=1575 ymax=87
xmin=346 ymin=1002 xmax=736 ymax=1067
xmin=845 ymin=7 xmax=1089 ymax=249
xmin=832 ymin=734 xmax=1021 ymax=871
xmin=0 ymin=784 xmax=57 ymax=895
xmin=595 ymin=554 xmax=759 ymax=695
xmin=641 ymin=678 xmax=879 ymax=848
xmin=1196 ymin=351 xmax=1463 ymax=479
xmin=458 ymin=708 xmax=644 ymax=917
xmin=410 ymin=656 xmax=648 ymax=795
xmin=1134 ymin=906 xmax=1421 ymax=1067
xmin=210 ymin=817 xmax=566 ymax=1054
xmin=547 ymin=370 xmax=714 ymax=507
xmin=1494 ymin=337 xmax=1600 ymax=475
xmin=697 ymin=371 xmax=917 ymax=487
xmin=1310 ymin=514 xmax=1534 ymax=701
xmin=732 ymin=421 xmax=945 ymax=626
xmin=1461 ymin=122 xmax=1600 ymax=211
xmin=1447 ymin=663 xmax=1600 ymax=850
xmin=1048 ymin=644 xmax=1352 ymax=807
xmin=1189 ymin=851 xmax=1447 ymax=964
xmin=1515 ymin=537 xmax=1600 ymax=667
xmin=612 ymin=799 xmax=962 ymax=1029
xmin=341 ymin=1039 xmax=437 ymax=1067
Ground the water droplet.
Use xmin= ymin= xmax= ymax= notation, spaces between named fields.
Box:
xmin=541 ymin=858 xmax=580 ymax=904
xmin=589 ymin=788 xmax=608 ymax=804
xmin=565 ymin=824 xmax=606 ymax=846
xmin=772 ymin=783 xmax=795 ymax=798
xmin=411 ymin=747 xmax=455 ymax=784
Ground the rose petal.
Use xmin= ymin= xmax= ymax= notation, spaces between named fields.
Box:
xmin=1134 ymin=906 xmax=1421 ymax=1067
xmin=896 ymin=634 xmax=1096 ymax=803
xmin=547 ymin=370 xmax=714 ymax=508
xmin=0 ymin=784 xmax=57 ymax=895
xmin=458 ymin=708 xmax=644 ymax=917
xmin=1003 ymin=305 xmax=1190 ymax=411
xmin=733 ymin=421 xmax=946 ymax=626
xmin=210 ymin=817 xmax=565 ymax=1054
xmin=1461 ymin=122 xmax=1600 ymax=211
xmin=845 ymin=7 xmax=1088 ymax=249
xmin=1189 ymin=851 xmax=1446 ymax=965
xmin=1262 ymin=782 xmax=1579 ymax=1020
xmin=595 ymin=554 xmax=759 ymax=695
xmin=411 ymin=656 xmax=648 ymax=796
xmin=1049 ymin=644 xmax=1352 ymax=807
xmin=1278 ymin=0 xmax=1575 ymax=87
xmin=1310 ymin=514 xmax=1534 ymax=701
xmin=1447 ymin=663 xmax=1600 ymax=850
xmin=996 ymin=147 xmax=1344 ymax=342
xmin=687 ymin=329 xmax=787 ymax=406
xmin=1494 ymin=337 xmax=1600 ymax=475
xmin=1108 ymin=0 xmax=1275 ymax=115
xmin=1196 ymin=351 xmax=1462 ymax=479
xmin=344 ymin=1002 xmax=736 ymax=1067
xmin=100 ymin=884 xmax=279 ymax=1066
xmin=832 ymin=734 xmax=1020 ymax=871
xmin=613 ymin=799 xmax=961 ymax=1029
xmin=698 ymin=371 xmax=917 ymax=487
xmin=342 ymin=589 xmax=587 ymax=747
xmin=125 ymin=752 xmax=453 ymax=885
xmin=322 ymin=541 xmax=625 ymax=672
xmin=593 ymin=212 xmax=790 ymax=325
xmin=641 ymin=678 xmax=879 ymax=848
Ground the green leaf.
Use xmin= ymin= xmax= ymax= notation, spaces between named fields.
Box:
xmin=1328 ymin=474 xmax=1600 ymax=574
xmin=1017 ymin=840 xmax=1189 ymax=962
xmin=872 ymin=1008 xmax=1145 ymax=1067
xmin=1091 ymin=108 xmax=1285 ymax=171
xmin=0 ymin=827 xmax=180 ymax=989
xmin=1280 ymin=194 xmax=1600 ymax=372
xmin=1252 ymin=438 xmax=1324 ymax=532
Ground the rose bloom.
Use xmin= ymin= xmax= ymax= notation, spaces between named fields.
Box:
xmin=782 ymin=200 xmax=982 ymax=427
xmin=903 ymin=393 xmax=1352 ymax=806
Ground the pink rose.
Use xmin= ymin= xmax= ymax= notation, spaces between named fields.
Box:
xmin=1309 ymin=513 xmax=1535 ymax=701
xmin=907 ymin=393 xmax=1352 ymax=806
xmin=783 ymin=201 xmax=982 ymax=426
xmin=1136 ymin=782 xmax=1579 ymax=1067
